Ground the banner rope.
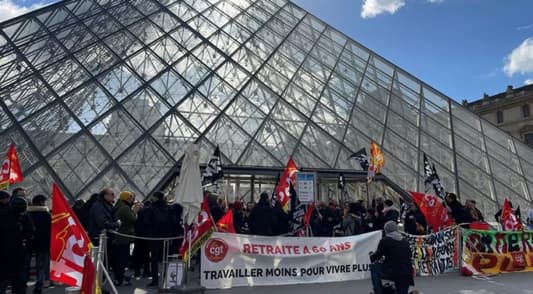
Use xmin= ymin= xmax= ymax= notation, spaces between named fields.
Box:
xmin=107 ymin=230 xmax=184 ymax=241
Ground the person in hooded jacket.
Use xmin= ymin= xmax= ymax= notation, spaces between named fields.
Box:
xmin=248 ymin=192 xmax=275 ymax=236
xmin=370 ymin=221 xmax=413 ymax=294
xmin=88 ymin=188 xmax=120 ymax=245
xmin=27 ymin=195 xmax=51 ymax=294
xmin=0 ymin=191 xmax=34 ymax=294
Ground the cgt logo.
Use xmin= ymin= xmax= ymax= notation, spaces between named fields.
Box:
xmin=205 ymin=238 xmax=228 ymax=263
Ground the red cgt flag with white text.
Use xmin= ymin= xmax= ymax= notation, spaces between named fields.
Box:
xmin=50 ymin=183 xmax=92 ymax=287
xmin=179 ymin=196 xmax=215 ymax=262
xmin=0 ymin=143 xmax=24 ymax=189
xmin=274 ymin=157 xmax=299 ymax=212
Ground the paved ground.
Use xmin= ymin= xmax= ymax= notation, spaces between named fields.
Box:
xmin=33 ymin=271 xmax=533 ymax=294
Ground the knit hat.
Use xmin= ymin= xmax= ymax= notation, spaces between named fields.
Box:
xmin=0 ymin=190 xmax=9 ymax=199
xmin=384 ymin=221 xmax=398 ymax=234
xmin=119 ymin=191 xmax=134 ymax=201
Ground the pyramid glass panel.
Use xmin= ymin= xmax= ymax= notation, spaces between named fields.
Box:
xmin=0 ymin=0 xmax=530 ymax=215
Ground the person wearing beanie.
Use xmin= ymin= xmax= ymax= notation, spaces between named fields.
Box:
xmin=28 ymin=195 xmax=51 ymax=294
xmin=112 ymin=191 xmax=140 ymax=286
xmin=370 ymin=221 xmax=414 ymax=294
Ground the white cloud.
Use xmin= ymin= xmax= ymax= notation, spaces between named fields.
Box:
xmin=361 ymin=0 xmax=406 ymax=18
xmin=0 ymin=0 xmax=46 ymax=23
xmin=427 ymin=0 xmax=444 ymax=3
xmin=525 ymin=79 xmax=533 ymax=85
xmin=503 ymin=38 xmax=533 ymax=76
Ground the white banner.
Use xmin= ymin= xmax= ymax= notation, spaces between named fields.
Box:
xmin=201 ymin=231 xmax=382 ymax=289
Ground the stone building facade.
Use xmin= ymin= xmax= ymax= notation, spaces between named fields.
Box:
xmin=466 ymin=84 xmax=533 ymax=147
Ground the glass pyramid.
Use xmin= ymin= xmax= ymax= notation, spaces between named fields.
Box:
xmin=0 ymin=0 xmax=531 ymax=216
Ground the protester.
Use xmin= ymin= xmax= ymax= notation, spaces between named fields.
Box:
xmin=338 ymin=202 xmax=364 ymax=236
xmin=207 ymin=193 xmax=224 ymax=223
xmin=370 ymin=221 xmax=413 ymax=294
xmin=88 ymin=188 xmax=120 ymax=245
xmin=465 ymin=200 xmax=484 ymax=222
xmin=404 ymin=202 xmax=427 ymax=235
xmin=445 ymin=193 xmax=472 ymax=225
xmin=28 ymin=195 xmax=51 ymax=294
xmin=363 ymin=208 xmax=379 ymax=233
xmin=0 ymin=191 xmax=34 ymax=294
xmin=112 ymin=191 xmax=140 ymax=286
xmin=132 ymin=199 xmax=152 ymax=279
xmin=382 ymin=199 xmax=400 ymax=224
xmin=248 ymin=192 xmax=275 ymax=236
xmin=322 ymin=201 xmax=342 ymax=236
xmin=80 ymin=193 xmax=100 ymax=231
xmin=527 ymin=207 xmax=533 ymax=231
xmin=232 ymin=201 xmax=245 ymax=234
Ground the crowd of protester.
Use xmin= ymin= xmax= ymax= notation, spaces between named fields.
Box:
xmin=0 ymin=184 xmax=526 ymax=294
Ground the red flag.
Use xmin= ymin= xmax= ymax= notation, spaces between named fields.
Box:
xmin=0 ymin=143 xmax=24 ymax=189
xmin=80 ymin=255 xmax=95 ymax=294
xmin=303 ymin=202 xmax=315 ymax=228
xmin=274 ymin=157 xmax=299 ymax=212
xmin=367 ymin=140 xmax=384 ymax=183
xmin=216 ymin=209 xmax=236 ymax=233
xmin=179 ymin=196 xmax=215 ymax=262
xmin=410 ymin=191 xmax=453 ymax=232
xmin=501 ymin=198 xmax=522 ymax=231
xmin=50 ymin=183 xmax=92 ymax=287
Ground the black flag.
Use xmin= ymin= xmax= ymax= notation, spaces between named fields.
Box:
xmin=202 ymin=145 xmax=223 ymax=184
xmin=289 ymin=181 xmax=305 ymax=236
xmin=349 ymin=148 xmax=369 ymax=171
xmin=423 ymin=153 xmax=445 ymax=200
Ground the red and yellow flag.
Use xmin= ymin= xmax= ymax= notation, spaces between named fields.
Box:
xmin=216 ymin=209 xmax=236 ymax=233
xmin=50 ymin=183 xmax=92 ymax=287
xmin=0 ymin=143 xmax=24 ymax=189
xmin=367 ymin=140 xmax=384 ymax=182
xmin=274 ymin=157 xmax=299 ymax=212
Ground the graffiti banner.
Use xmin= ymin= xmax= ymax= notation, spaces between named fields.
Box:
xmin=407 ymin=226 xmax=460 ymax=276
xmin=462 ymin=229 xmax=533 ymax=275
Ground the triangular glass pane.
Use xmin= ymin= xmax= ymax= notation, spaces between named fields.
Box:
xmin=292 ymin=144 xmax=330 ymax=169
xmin=456 ymin=153 xmax=494 ymax=200
xmin=216 ymin=61 xmax=249 ymax=90
xmin=202 ymin=6 xmax=231 ymax=28
xmin=283 ymin=84 xmax=317 ymax=117
xmin=299 ymin=123 xmax=339 ymax=167
xmin=421 ymin=113 xmax=452 ymax=147
xmin=254 ymin=119 xmax=298 ymax=163
xmin=458 ymin=179 xmax=497 ymax=216
xmin=2 ymin=76 xmax=55 ymax=121
xmin=204 ymin=115 xmax=251 ymax=163
xmin=198 ymin=74 xmax=237 ymax=110
xmin=187 ymin=15 xmax=218 ymax=38
xmin=238 ymin=140 xmax=282 ymax=167
xmin=231 ymin=46 xmax=262 ymax=74
xmin=257 ymin=64 xmax=289 ymax=95
xmin=118 ymin=137 xmax=174 ymax=195
xmin=80 ymin=166 xmax=142 ymax=201
xmin=98 ymin=64 xmax=143 ymax=102
xmin=271 ymin=101 xmax=307 ymax=139
xmin=335 ymin=147 xmax=356 ymax=170
xmin=67 ymin=0 xmax=103 ymax=20
xmin=383 ymin=128 xmax=418 ymax=171
xmin=150 ymin=36 xmax=186 ymax=65
xmin=48 ymin=134 xmax=109 ymax=195
xmin=41 ymin=57 xmax=89 ymax=97
xmin=209 ymin=30 xmax=239 ymax=55
xmin=103 ymin=30 xmax=143 ymax=60
xmin=90 ymin=109 xmax=143 ymax=158
xmin=224 ymin=94 xmax=266 ymax=136
xmin=386 ymin=110 xmax=418 ymax=147
xmin=380 ymin=149 xmax=417 ymax=192
xmin=185 ymin=0 xmax=212 ymax=12
xmin=38 ymin=6 xmax=76 ymax=34
xmin=174 ymin=54 xmax=210 ymax=86
xmin=84 ymin=12 xmax=121 ymax=39
xmin=126 ymin=49 xmax=165 ymax=81
xmin=21 ymin=37 xmax=67 ymax=71
xmin=360 ymin=75 xmax=390 ymax=106
xmin=9 ymin=165 xmax=54 ymax=200
xmin=222 ymin=20 xmax=251 ymax=44
xmin=150 ymin=11 xmax=180 ymax=32
xmin=0 ymin=128 xmax=39 ymax=171
xmin=216 ymin=1 xmax=244 ymax=17
xmin=74 ymin=42 xmax=118 ymax=76
xmin=152 ymin=113 xmax=199 ymax=159
xmin=343 ymin=126 xmax=371 ymax=160
xmin=107 ymin=3 xmax=144 ymax=27
xmin=128 ymin=19 xmax=165 ymax=45
xmin=168 ymin=1 xmax=197 ymax=22
xmin=55 ymin=22 xmax=96 ymax=53
xmin=0 ymin=50 xmax=33 ymax=89
xmin=170 ymin=27 xmax=202 ymax=51
xmin=131 ymin=0 xmax=161 ymax=16
xmin=123 ymin=89 xmax=170 ymax=130
xmin=350 ymin=106 xmax=384 ymax=142
xmin=192 ymin=43 xmax=225 ymax=69
xmin=177 ymin=91 xmax=220 ymax=132
xmin=21 ymin=103 xmax=81 ymax=156
xmin=319 ymin=86 xmax=353 ymax=122
xmin=64 ymin=82 xmax=116 ymax=126
xmin=311 ymin=103 xmax=347 ymax=141
xmin=268 ymin=50 xmax=298 ymax=80
xmin=150 ymin=69 xmax=191 ymax=107
xmin=241 ymin=79 xmax=279 ymax=114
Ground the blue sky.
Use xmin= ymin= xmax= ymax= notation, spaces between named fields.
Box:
xmin=1 ymin=0 xmax=532 ymax=102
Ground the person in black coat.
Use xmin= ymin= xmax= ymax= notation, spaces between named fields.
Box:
xmin=28 ymin=195 xmax=52 ymax=294
xmin=382 ymin=199 xmax=400 ymax=224
xmin=207 ymin=193 xmax=224 ymax=223
xmin=79 ymin=193 xmax=99 ymax=231
xmin=404 ymin=203 xmax=427 ymax=235
xmin=248 ymin=192 xmax=275 ymax=236
xmin=88 ymin=188 xmax=120 ymax=245
xmin=445 ymin=193 xmax=472 ymax=225
xmin=132 ymin=200 xmax=152 ymax=278
xmin=0 ymin=191 xmax=35 ymax=294
xmin=232 ymin=201 xmax=245 ymax=234
xmin=370 ymin=221 xmax=413 ymax=294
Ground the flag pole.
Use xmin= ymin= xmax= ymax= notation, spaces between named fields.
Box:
xmin=366 ymin=181 xmax=370 ymax=210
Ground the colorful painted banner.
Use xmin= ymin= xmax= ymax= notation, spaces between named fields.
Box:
xmin=201 ymin=231 xmax=382 ymax=289
xmin=462 ymin=229 xmax=533 ymax=275
xmin=406 ymin=226 xmax=460 ymax=276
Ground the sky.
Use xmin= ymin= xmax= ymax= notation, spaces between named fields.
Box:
xmin=0 ymin=0 xmax=532 ymax=102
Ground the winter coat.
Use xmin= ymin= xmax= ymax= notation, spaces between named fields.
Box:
xmin=209 ymin=202 xmax=224 ymax=224
xmin=341 ymin=213 xmax=364 ymax=236
xmin=370 ymin=236 xmax=413 ymax=281
xmin=383 ymin=206 xmax=400 ymax=223
xmin=323 ymin=207 xmax=342 ymax=236
xmin=233 ymin=209 xmax=245 ymax=234
xmin=28 ymin=205 xmax=52 ymax=253
xmin=248 ymin=199 xmax=275 ymax=236
xmin=146 ymin=200 xmax=177 ymax=238
xmin=0 ymin=207 xmax=34 ymax=280
xmin=135 ymin=204 xmax=152 ymax=237
xmin=448 ymin=201 xmax=472 ymax=224
xmin=88 ymin=199 xmax=120 ymax=242
xmin=114 ymin=200 xmax=136 ymax=244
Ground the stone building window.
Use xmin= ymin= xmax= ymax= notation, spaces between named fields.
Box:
xmin=496 ymin=110 xmax=503 ymax=124
xmin=523 ymin=104 xmax=530 ymax=118
xmin=525 ymin=133 xmax=533 ymax=147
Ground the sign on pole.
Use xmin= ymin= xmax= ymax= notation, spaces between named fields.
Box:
xmin=296 ymin=172 xmax=315 ymax=203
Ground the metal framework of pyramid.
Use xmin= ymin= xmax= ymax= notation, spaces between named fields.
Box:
xmin=0 ymin=0 xmax=531 ymax=216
